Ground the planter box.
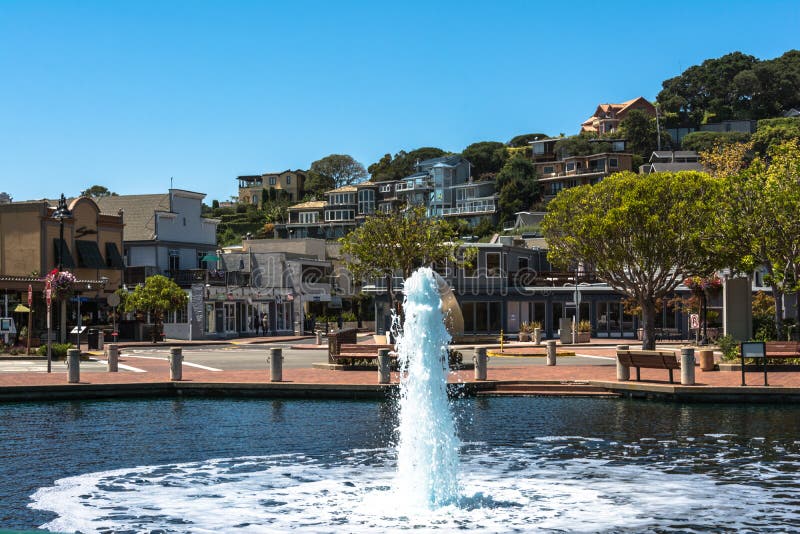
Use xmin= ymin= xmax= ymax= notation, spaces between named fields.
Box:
xmin=576 ymin=332 xmax=591 ymax=343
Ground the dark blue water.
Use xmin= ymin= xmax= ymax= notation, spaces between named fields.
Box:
xmin=2 ymin=397 xmax=800 ymax=532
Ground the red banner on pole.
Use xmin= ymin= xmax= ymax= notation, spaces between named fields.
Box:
xmin=28 ymin=284 xmax=33 ymax=307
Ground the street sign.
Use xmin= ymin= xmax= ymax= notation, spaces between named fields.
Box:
xmin=106 ymin=293 xmax=120 ymax=307
xmin=690 ymin=314 xmax=700 ymax=329
xmin=27 ymin=285 xmax=32 ymax=306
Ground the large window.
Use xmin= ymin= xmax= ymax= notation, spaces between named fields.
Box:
xmin=358 ymin=189 xmax=375 ymax=215
xmin=269 ymin=176 xmax=277 ymax=186
xmin=329 ymin=193 xmax=355 ymax=205
xmin=168 ymin=249 xmax=180 ymax=271
xmin=286 ymin=175 xmax=292 ymax=184
xmin=485 ymin=252 xmax=501 ymax=277
xmin=299 ymin=211 xmax=318 ymax=224
xmin=325 ymin=210 xmax=354 ymax=221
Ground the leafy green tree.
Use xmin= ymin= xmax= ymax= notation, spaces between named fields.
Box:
xmin=368 ymin=147 xmax=447 ymax=182
xmin=303 ymin=171 xmax=336 ymax=198
xmin=339 ymin=206 xmax=461 ymax=314
xmin=618 ymin=109 xmax=671 ymax=159
xmin=553 ymin=134 xmax=610 ymax=158
xmin=508 ymin=133 xmax=550 ymax=147
xmin=542 ymin=171 xmax=723 ymax=350
xmin=123 ymin=275 xmax=188 ymax=342
xmin=496 ymin=154 xmax=539 ymax=224
xmin=680 ymin=131 xmax=751 ymax=152
xmin=80 ymin=185 xmax=118 ymax=198
xmin=462 ymin=141 xmax=507 ymax=178
xmin=751 ymin=117 xmax=800 ymax=155
xmin=309 ymin=154 xmax=368 ymax=188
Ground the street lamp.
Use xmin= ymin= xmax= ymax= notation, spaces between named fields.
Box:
xmin=52 ymin=194 xmax=72 ymax=271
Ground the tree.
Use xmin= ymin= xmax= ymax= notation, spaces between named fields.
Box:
xmin=368 ymin=147 xmax=447 ymax=182
xmin=496 ymin=154 xmax=540 ymax=224
xmin=123 ymin=275 xmax=188 ymax=342
xmin=714 ymin=140 xmax=800 ymax=338
xmin=542 ymin=171 xmax=723 ymax=350
xmin=680 ymin=131 xmax=751 ymax=152
xmin=80 ymin=185 xmax=118 ymax=198
xmin=508 ymin=133 xmax=549 ymax=148
xmin=553 ymin=134 xmax=609 ymax=158
xmin=309 ymin=154 xmax=368 ymax=188
xmin=618 ymin=109 xmax=671 ymax=159
xmin=339 ymin=206 xmax=461 ymax=316
xmin=751 ymin=117 xmax=800 ymax=155
xmin=303 ymin=171 xmax=336 ymax=198
xmin=461 ymin=141 xmax=507 ymax=178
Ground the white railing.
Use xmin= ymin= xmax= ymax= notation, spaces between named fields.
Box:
xmin=442 ymin=202 xmax=496 ymax=216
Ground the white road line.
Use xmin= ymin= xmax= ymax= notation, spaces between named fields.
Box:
xmin=574 ymin=354 xmax=616 ymax=360
xmin=122 ymin=354 xmax=221 ymax=371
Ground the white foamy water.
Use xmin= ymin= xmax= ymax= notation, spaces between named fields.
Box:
xmin=30 ymin=447 xmax=797 ymax=533
xmin=394 ymin=267 xmax=460 ymax=509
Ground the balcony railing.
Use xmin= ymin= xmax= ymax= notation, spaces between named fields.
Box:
xmin=395 ymin=181 xmax=432 ymax=192
xmin=442 ymin=202 xmax=496 ymax=216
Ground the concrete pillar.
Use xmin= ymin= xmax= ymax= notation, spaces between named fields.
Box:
xmin=616 ymin=345 xmax=630 ymax=380
xmin=723 ymin=276 xmax=753 ymax=341
xmin=97 ymin=331 xmax=104 ymax=351
xmin=546 ymin=340 xmax=557 ymax=366
xmin=106 ymin=344 xmax=119 ymax=373
xmin=377 ymin=348 xmax=391 ymax=384
xmin=474 ymin=347 xmax=487 ymax=380
xmin=534 ymin=328 xmax=542 ymax=345
xmin=559 ymin=317 xmax=573 ymax=344
xmin=269 ymin=347 xmax=283 ymax=382
xmin=681 ymin=347 xmax=695 ymax=385
xmin=316 ymin=331 xmax=322 ymax=345
xmin=67 ymin=348 xmax=80 ymax=383
xmin=169 ymin=347 xmax=183 ymax=381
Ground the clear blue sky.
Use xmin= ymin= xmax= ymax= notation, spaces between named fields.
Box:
xmin=1 ymin=0 xmax=797 ymax=203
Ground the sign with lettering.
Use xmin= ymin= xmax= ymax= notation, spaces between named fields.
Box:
xmin=690 ymin=314 xmax=700 ymax=329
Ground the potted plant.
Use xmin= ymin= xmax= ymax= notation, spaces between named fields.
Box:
xmin=518 ymin=322 xmax=530 ymax=342
xmin=531 ymin=321 xmax=543 ymax=344
xmin=577 ymin=320 xmax=592 ymax=343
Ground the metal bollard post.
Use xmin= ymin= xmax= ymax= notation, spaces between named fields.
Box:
xmin=377 ymin=348 xmax=391 ymax=384
xmin=269 ymin=347 xmax=283 ymax=382
xmin=681 ymin=347 xmax=695 ymax=385
xmin=67 ymin=348 xmax=80 ymax=383
xmin=616 ymin=344 xmax=630 ymax=380
xmin=316 ymin=331 xmax=322 ymax=345
xmin=169 ymin=347 xmax=183 ymax=381
xmin=474 ymin=347 xmax=487 ymax=380
xmin=106 ymin=343 xmax=119 ymax=373
xmin=546 ymin=340 xmax=557 ymax=366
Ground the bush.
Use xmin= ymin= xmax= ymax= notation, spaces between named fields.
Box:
xmin=341 ymin=311 xmax=357 ymax=322
xmin=717 ymin=335 xmax=740 ymax=362
xmin=36 ymin=343 xmax=74 ymax=359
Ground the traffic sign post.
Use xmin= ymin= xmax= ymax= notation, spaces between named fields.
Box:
xmin=45 ymin=280 xmax=52 ymax=373
xmin=26 ymin=285 xmax=32 ymax=355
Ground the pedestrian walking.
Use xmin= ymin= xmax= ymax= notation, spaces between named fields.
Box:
xmin=261 ymin=312 xmax=270 ymax=336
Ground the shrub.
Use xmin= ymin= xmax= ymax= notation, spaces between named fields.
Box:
xmin=717 ymin=335 xmax=740 ymax=362
xmin=36 ymin=343 xmax=74 ymax=359
xmin=341 ymin=311 xmax=357 ymax=322
xmin=577 ymin=320 xmax=592 ymax=333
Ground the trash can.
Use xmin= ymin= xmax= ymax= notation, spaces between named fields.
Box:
xmin=87 ymin=329 xmax=99 ymax=350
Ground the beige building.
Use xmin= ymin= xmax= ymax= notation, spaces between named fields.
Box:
xmin=581 ymin=96 xmax=656 ymax=135
xmin=0 ymin=196 xmax=124 ymax=342
xmin=238 ymin=170 xmax=307 ymax=206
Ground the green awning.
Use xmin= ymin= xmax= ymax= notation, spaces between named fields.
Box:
xmin=53 ymin=238 xmax=75 ymax=268
xmin=76 ymin=240 xmax=105 ymax=269
xmin=106 ymin=242 xmax=125 ymax=268
xmin=201 ymin=254 xmax=221 ymax=262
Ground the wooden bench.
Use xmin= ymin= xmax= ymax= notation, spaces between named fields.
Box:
xmin=334 ymin=344 xmax=396 ymax=366
xmin=763 ymin=341 xmax=800 ymax=360
xmin=617 ymin=349 xmax=681 ymax=383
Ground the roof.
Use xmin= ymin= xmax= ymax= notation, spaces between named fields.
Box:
xmin=288 ymin=200 xmax=327 ymax=210
xmin=95 ymin=194 xmax=171 ymax=241
xmin=416 ymin=155 xmax=464 ymax=168
xmin=326 ymin=185 xmax=358 ymax=193
xmin=645 ymin=162 xmax=705 ymax=173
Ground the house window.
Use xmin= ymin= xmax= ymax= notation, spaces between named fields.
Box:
xmin=609 ymin=158 xmax=618 ymax=168
xmin=269 ymin=177 xmax=277 ymax=186
xmin=566 ymin=162 xmax=575 ymax=172
xmin=286 ymin=175 xmax=292 ymax=185
xmin=358 ymin=189 xmax=375 ymax=215
xmin=299 ymin=211 xmax=318 ymax=224
xmin=168 ymin=249 xmax=180 ymax=271
xmin=252 ymin=195 xmax=258 ymax=204
xmin=543 ymin=166 xmax=554 ymax=174
xmin=485 ymin=252 xmax=501 ymax=277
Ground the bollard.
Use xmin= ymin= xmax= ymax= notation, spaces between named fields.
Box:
xmin=169 ymin=347 xmax=183 ymax=381
xmin=269 ymin=347 xmax=283 ymax=382
xmin=681 ymin=347 xmax=695 ymax=385
xmin=698 ymin=349 xmax=714 ymax=371
xmin=106 ymin=343 xmax=119 ymax=373
xmin=534 ymin=328 xmax=542 ymax=346
xmin=316 ymin=331 xmax=322 ymax=345
xmin=474 ymin=347 xmax=487 ymax=380
xmin=546 ymin=340 xmax=557 ymax=366
xmin=97 ymin=331 xmax=104 ymax=351
xmin=67 ymin=348 xmax=80 ymax=383
xmin=616 ymin=344 xmax=630 ymax=380
xmin=377 ymin=348 xmax=391 ymax=384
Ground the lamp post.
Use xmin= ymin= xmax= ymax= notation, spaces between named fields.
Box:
xmin=52 ymin=194 xmax=72 ymax=271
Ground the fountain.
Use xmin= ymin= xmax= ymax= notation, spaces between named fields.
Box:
xmin=7 ymin=268 xmax=800 ymax=531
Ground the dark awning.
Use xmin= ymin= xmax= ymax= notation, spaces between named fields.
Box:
xmin=75 ymin=240 xmax=105 ymax=269
xmin=53 ymin=238 xmax=75 ymax=268
xmin=105 ymin=242 xmax=125 ymax=269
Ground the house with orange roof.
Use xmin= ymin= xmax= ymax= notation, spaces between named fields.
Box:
xmin=581 ymin=96 xmax=656 ymax=135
